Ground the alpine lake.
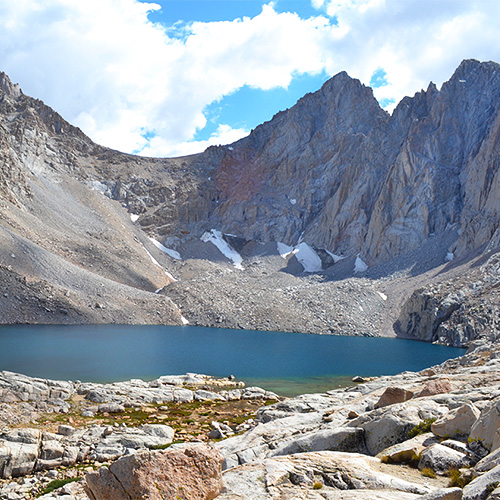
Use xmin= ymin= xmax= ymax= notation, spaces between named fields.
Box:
xmin=0 ymin=324 xmax=465 ymax=397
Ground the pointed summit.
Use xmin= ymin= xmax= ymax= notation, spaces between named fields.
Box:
xmin=0 ymin=72 xmax=22 ymax=98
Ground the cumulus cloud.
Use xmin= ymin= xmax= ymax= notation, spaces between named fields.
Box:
xmin=0 ymin=0 xmax=339 ymax=156
xmin=314 ymin=0 xmax=500 ymax=111
xmin=0 ymin=0 xmax=500 ymax=156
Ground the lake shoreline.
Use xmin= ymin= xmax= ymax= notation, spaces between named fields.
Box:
xmin=0 ymin=324 xmax=464 ymax=396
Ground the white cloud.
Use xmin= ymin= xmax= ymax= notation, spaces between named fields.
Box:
xmin=0 ymin=0 xmax=500 ymax=156
xmin=140 ymin=124 xmax=249 ymax=158
xmin=316 ymin=0 xmax=500 ymax=112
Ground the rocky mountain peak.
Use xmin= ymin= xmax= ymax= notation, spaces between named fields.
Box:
xmin=0 ymin=72 xmax=22 ymax=98
xmin=449 ymin=58 xmax=500 ymax=82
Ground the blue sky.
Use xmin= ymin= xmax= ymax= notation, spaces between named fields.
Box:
xmin=0 ymin=0 xmax=499 ymax=156
xmin=145 ymin=1 xmax=322 ymax=24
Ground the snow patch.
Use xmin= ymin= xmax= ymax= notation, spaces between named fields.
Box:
xmin=145 ymin=248 xmax=161 ymax=268
xmin=201 ymin=229 xmax=244 ymax=269
xmin=181 ymin=316 xmax=190 ymax=325
xmin=277 ymin=242 xmax=297 ymax=259
xmin=143 ymin=246 xmax=176 ymax=281
xmin=149 ymin=237 xmax=181 ymax=260
xmin=354 ymin=256 xmax=368 ymax=273
xmin=377 ymin=291 xmax=388 ymax=301
xmin=325 ymin=249 xmax=345 ymax=263
xmin=359 ymin=305 xmax=364 ymax=312
xmin=164 ymin=270 xmax=176 ymax=281
xmin=290 ymin=198 xmax=296 ymax=205
xmin=295 ymin=242 xmax=322 ymax=273
xmin=130 ymin=213 xmax=140 ymax=222
xmin=446 ymin=252 xmax=454 ymax=262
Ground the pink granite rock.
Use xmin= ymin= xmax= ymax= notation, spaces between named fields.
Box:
xmin=85 ymin=443 xmax=223 ymax=500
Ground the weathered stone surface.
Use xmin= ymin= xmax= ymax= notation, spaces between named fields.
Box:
xmin=97 ymin=403 xmax=124 ymax=413
xmin=475 ymin=447 xmax=500 ymax=473
xmin=463 ymin=463 xmax=500 ymax=500
xmin=85 ymin=443 xmax=224 ymax=500
xmin=0 ymin=429 xmax=42 ymax=478
xmin=349 ymin=400 xmax=447 ymax=455
xmin=432 ymin=403 xmax=480 ymax=438
xmin=270 ymin=427 xmax=365 ymax=456
xmin=57 ymin=425 xmax=76 ymax=437
xmin=0 ymin=372 xmax=75 ymax=403
xmin=420 ymin=488 xmax=463 ymax=500
xmin=377 ymin=433 xmax=439 ymax=465
xmin=219 ymin=451 xmax=429 ymax=500
xmin=91 ymin=424 xmax=175 ymax=461
xmin=416 ymin=379 xmax=453 ymax=398
xmin=469 ymin=397 xmax=500 ymax=452
xmin=418 ymin=443 xmax=470 ymax=475
xmin=374 ymin=387 xmax=414 ymax=409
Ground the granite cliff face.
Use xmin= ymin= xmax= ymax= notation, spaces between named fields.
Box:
xmin=107 ymin=59 xmax=500 ymax=269
xmin=204 ymin=59 xmax=500 ymax=265
xmin=0 ymin=60 xmax=499 ymax=343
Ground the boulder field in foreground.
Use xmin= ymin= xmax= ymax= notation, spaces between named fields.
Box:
xmin=4 ymin=340 xmax=500 ymax=499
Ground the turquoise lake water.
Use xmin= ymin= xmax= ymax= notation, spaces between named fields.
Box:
xmin=0 ymin=325 xmax=465 ymax=396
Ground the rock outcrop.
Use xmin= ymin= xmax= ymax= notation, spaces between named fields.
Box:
xmin=112 ymin=59 xmax=500 ymax=269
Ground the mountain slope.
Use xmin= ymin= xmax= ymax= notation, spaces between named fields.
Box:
xmin=103 ymin=59 xmax=499 ymax=271
xmin=0 ymin=72 xmax=183 ymax=325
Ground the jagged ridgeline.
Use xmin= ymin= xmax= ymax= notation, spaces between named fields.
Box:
xmin=0 ymin=60 xmax=499 ymax=343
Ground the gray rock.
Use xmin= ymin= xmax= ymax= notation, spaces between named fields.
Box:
xmin=270 ymin=427 xmax=364 ymax=456
xmin=377 ymin=433 xmax=439 ymax=465
xmin=194 ymin=390 xmax=224 ymax=401
xmin=356 ymin=412 xmax=416 ymax=456
xmin=420 ymin=488 xmax=463 ymax=500
xmin=419 ymin=443 xmax=470 ymax=475
xmin=475 ymin=447 xmax=500 ymax=473
xmin=470 ymin=397 xmax=500 ymax=452
xmin=463 ymin=463 xmax=500 ymax=500
xmin=57 ymin=425 xmax=76 ymax=437
xmin=208 ymin=421 xmax=234 ymax=439
xmin=350 ymin=400 xmax=448 ymax=455
xmin=97 ymin=403 xmax=125 ymax=414
xmin=432 ymin=403 xmax=480 ymax=438
xmin=0 ymin=440 xmax=39 ymax=478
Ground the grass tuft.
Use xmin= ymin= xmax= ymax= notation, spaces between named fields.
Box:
xmin=447 ymin=468 xmax=471 ymax=488
xmin=421 ymin=467 xmax=437 ymax=478
xmin=408 ymin=418 xmax=436 ymax=439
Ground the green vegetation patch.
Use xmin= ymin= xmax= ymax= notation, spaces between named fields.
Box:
xmin=408 ymin=418 xmax=436 ymax=439
xmin=447 ymin=468 xmax=472 ymax=488
xmin=37 ymin=477 xmax=81 ymax=497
